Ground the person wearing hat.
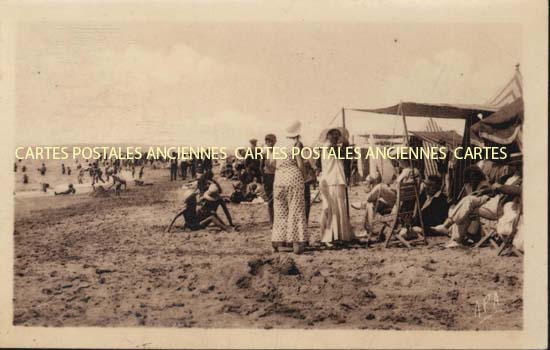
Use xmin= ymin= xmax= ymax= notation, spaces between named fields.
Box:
xmin=261 ymin=133 xmax=277 ymax=225
xmin=197 ymin=183 xmax=235 ymax=228
xmin=271 ymin=121 xmax=308 ymax=254
xmin=317 ymin=127 xmax=354 ymax=246
xmin=166 ymin=185 xmax=235 ymax=233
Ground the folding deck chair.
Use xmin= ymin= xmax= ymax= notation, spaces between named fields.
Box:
xmin=475 ymin=204 xmax=523 ymax=257
xmin=381 ymin=181 xmax=428 ymax=249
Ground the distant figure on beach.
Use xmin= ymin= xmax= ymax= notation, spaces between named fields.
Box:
xmin=109 ymin=174 xmax=127 ymax=196
xmin=67 ymin=166 xmax=72 ymax=176
xmin=92 ymin=163 xmax=106 ymax=185
xmin=180 ymin=159 xmax=188 ymax=180
xmin=170 ymin=153 xmax=178 ymax=181
xmin=77 ymin=169 xmax=85 ymax=184
xmin=61 ymin=163 xmax=65 ymax=175
xmin=38 ymin=163 xmax=46 ymax=176
xmin=14 ymin=162 xmax=17 ymax=172
xmin=105 ymin=164 xmax=112 ymax=181
xmin=245 ymin=138 xmax=262 ymax=183
xmin=134 ymin=179 xmax=154 ymax=186
xmin=41 ymin=183 xmax=50 ymax=193
xmin=22 ymin=165 xmax=26 ymax=173
xmin=22 ymin=174 xmax=28 ymax=184
xmin=55 ymin=184 xmax=76 ymax=196
xmin=189 ymin=157 xmax=197 ymax=178
xmin=139 ymin=166 xmax=145 ymax=179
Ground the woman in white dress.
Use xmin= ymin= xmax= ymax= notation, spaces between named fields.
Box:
xmin=271 ymin=121 xmax=308 ymax=254
xmin=317 ymin=128 xmax=354 ymax=247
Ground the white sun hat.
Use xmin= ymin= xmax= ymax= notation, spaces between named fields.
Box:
xmin=285 ymin=121 xmax=302 ymax=138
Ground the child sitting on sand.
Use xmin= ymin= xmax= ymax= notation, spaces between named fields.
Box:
xmin=166 ymin=185 xmax=236 ymax=233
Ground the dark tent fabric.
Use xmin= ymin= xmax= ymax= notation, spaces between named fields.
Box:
xmin=350 ymin=102 xmax=496 ymax=120
xmin=470 ymin=98 xmax=523 ymax=146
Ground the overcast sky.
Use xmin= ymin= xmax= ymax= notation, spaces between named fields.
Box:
xmin=16 ymin=22 xmax=521 ymax=147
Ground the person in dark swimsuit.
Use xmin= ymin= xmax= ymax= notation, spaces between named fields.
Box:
xmin=166 ymin=186 xmax=236 ymax=233
xmin=196 ymin=170 xmax=222 ymax=195
xmin=55 ymin=184 xmax=76 ymax=195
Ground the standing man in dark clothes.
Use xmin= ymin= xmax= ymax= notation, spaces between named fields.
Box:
xmin=61 ymin=163 xmax=66 ymax=175
xmin=202 ymin=157 xmax=213 ymax=174
xmin=196 ymin=158 xmax=204 ymax=175
xmin=245 ymin=138 xmax=262 ymax=183
xmin=189 ymin=156 xmax=197 ymax=178
xmin=180 ymin=159 xmax=188 ymax=180
xmin=170 ymin=152 xmax=178 ymax=181
xmin=261 ymin=134 xmax=277 ymax=226
xmin=38 ymin=163 xmax=47 ymax=176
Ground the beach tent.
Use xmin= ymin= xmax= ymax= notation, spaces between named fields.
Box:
xmin=471 ymin=64 xmax=523 ymax=150
xmin=345 ymin=102 xmax=496 ymax=201
xmin=409 ymin=130 xmax=462 ymax=177
xmin=355 ymin=134 xmax=403 ymax=184
xmin=471 ymin=97 xmax=523 ymax=151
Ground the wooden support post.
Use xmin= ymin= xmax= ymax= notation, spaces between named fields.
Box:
xmin=342 ymin=108 xmax=350 ymax=219
xmin=399 ymin=102 xmax=428 ymax=245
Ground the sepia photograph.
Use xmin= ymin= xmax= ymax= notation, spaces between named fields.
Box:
xmin=0 ymin=1 xmax=547 ymax=349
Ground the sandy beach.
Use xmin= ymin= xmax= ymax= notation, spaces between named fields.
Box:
xmin=13 ymin=167 xmax=523 ymax=330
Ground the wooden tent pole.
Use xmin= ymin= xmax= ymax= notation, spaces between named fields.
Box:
xmin=342 ymin=108 xmax=350 ymax=219
xmin=399 ymin=102 xmax=428 ymax=244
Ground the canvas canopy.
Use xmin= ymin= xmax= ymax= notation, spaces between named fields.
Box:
xmin=345 ymin=102 xmax=493 ymax=201
xmin=470 ymin=98 xmax=523 ymax=147
xmin=349 ymin=102 xmax=496 ymax=120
